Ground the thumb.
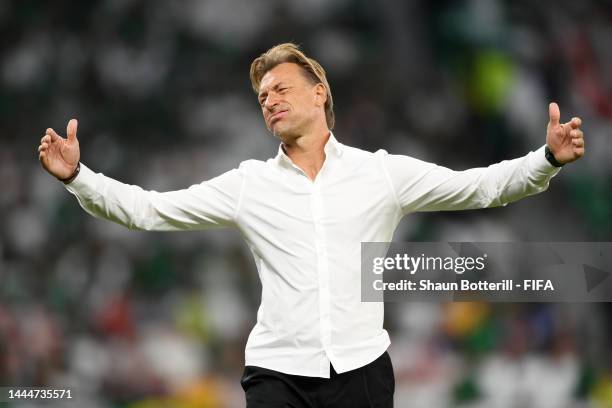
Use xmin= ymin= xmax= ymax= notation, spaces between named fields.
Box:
xmin=67 ymin=119 xmax=78 ymax=142
xmin=548 ymin=102 xmax=560 ymax=127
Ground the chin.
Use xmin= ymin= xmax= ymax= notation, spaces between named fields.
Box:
xmin=271 ymin=123 xmax=295 ymax=140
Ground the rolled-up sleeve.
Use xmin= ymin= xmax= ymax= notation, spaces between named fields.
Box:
xmin=64 ymin=163 xmax=245 ymax=230
xmin=382 ymin=145 xmax=561 ymax=214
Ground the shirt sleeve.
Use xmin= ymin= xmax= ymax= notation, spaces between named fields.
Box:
xmin=382 ymin=145 xmax=561 ymax=214
xmin=64 ymin=163 xmax=245 ymax=231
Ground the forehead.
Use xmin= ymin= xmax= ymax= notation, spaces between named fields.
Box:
xmin=259 ymin=63 xmax=308 ymax=93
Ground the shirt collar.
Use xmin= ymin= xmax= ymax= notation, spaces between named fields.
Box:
xmin=275 ymin=132 xmax=343 ymax=166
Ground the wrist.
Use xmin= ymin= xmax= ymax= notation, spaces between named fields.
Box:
xmin=545 ymin=145 xmax=564 ymax=167
xmin=58 ymin=162 xmax=81 ymax=184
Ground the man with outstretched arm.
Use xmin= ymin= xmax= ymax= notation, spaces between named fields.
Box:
xmin=38 ymin=43 xmax=585 ymax=408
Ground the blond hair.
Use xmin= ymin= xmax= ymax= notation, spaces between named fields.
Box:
xmin=250 ymin=43 xmax=335 ymax=130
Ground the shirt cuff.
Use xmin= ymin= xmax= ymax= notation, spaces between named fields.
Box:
xmin=529 ymin=145 xmax=562 ymax=178
xmin=63 ymin=163 xmax=98 ymax=196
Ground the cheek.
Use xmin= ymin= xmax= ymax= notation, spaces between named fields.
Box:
xmin=292 ymin=97 xmax=312 ymax=114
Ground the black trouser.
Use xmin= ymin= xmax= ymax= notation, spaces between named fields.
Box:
xmin=240 ymin=351 xmax=395 ymax=407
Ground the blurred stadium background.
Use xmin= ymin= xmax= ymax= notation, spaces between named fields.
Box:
xmin=1 ymin=0 xmax=612 ymax=406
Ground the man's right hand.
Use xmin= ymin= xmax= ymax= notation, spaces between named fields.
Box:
xmin=38 ymin=119 xmax=80 ymax=180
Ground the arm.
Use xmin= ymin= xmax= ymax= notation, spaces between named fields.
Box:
xmin=38 ymin=119 xmax=243 ymax=231
xmin=383 ymin=146 xmax=560 ymax=214
xmin=64 ymin=164 xmax=243 ymax=231
xmin=382 ymin=102 xmax=585 ymax=214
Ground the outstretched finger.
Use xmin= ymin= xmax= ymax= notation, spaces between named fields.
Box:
xmin=549 ymin=102 xmax=561 ymax=127
xmin=66 ymin=119 xmax=78 ymax=142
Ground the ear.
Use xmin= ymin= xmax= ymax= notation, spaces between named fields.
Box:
xmin=313 ymin=83 xmax=327 ymax=107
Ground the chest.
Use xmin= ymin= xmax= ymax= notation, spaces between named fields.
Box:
xmin=238 ymin=167 xmax=397 ymax=235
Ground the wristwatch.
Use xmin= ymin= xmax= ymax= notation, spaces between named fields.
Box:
xmin=59 ymin=162 xmax=81 ymax=184
xmin=545 ymin=145 xmax=564 ymax=167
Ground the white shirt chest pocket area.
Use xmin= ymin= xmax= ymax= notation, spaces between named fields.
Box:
xmin=241 ymin=188 xmax=314 ymax=236
xmin=320 ymin=187 xmax=396 ymax=231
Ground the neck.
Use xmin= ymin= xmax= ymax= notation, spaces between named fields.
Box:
xmin=281 ymin=125 xmax=330 ymax=181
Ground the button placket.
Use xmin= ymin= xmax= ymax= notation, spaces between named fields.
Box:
xmin=312 ymin=179 xmax=332 ymax=377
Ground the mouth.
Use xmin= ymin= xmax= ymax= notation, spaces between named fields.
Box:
xmin=269 ymin=110 xmax=288 ymax=125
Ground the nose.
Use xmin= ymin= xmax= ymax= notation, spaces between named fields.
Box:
xmin=263 ymin=92 xmax=280 ymax=111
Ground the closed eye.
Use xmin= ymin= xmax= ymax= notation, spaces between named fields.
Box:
xmin=258 ymin=84 xmax=291 ymax=107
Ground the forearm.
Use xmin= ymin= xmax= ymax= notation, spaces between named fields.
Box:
xmin=386 ymin=145 xmax=561 ymax=213
xmin=64 ymin=163 xmax=238 ymax=231
xmin=480 ymin=145 xmax=561 ymax=208
xmin=64 ymin=163 xmax=170 ymax=230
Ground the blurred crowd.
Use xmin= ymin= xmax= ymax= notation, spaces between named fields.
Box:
xmin=1 ymin=0 xmax=612 ymax=406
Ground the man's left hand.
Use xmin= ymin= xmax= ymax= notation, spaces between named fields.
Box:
xmin=546 ymin=102 xmax=585 ymax=164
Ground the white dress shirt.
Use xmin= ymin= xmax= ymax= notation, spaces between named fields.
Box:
xmin=65 ymin=133 xmax=560 ymax=378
